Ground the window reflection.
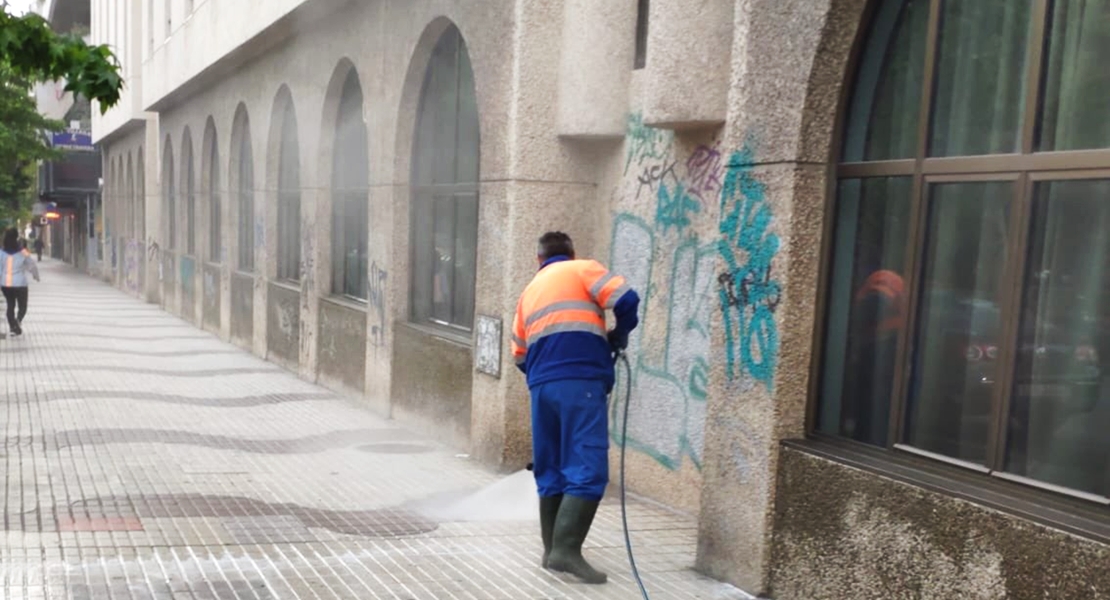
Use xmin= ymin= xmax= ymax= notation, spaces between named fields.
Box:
xmin=905 ymin=181 xmax=1012 ymax=463
xmin=819 ymin=177 xmax=912 ymax=446
xmin=1005 ymin=179 xmax=1110 ymax=496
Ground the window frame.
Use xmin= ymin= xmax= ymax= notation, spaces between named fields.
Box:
xmin=207 ymin=129 xmax=221 ymax=263
xmin=409 ymin=26 xmax=481 ymax=336
xmin=810 ymin=0 xmax=1110 ymax=509
xmin=276 ymin=103 xmax=301 ymax=283
xmin=183 ymin=134 xmax=196 ymax=257
xmin=330 ymin=71 xmax=369 ymax=302
xmin=163 ymin=139 xmax=175 ymax=251
xmin=237 ymin=119 xmax=255 ymax=274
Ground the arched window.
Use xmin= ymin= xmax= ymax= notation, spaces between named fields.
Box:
xmin=206 ymin=120 xmax=221 ymax=262
xmin=276 ymin=97 xmax=301 ymax=281
xmin=410 ymin=25 xmax=480 ymax=331
xmin=162 ymin=138 xmax=175 ymax=250
xmin=137 ymin=149 xmax=145 ymax=242
xmin=818 ymin=0 xmax=1110 ymax=501
xmin=331 ymin=69 xmax=369 ymax=299
xmin=182 ymin=129 xmax=196 ymax=256
xmin=126 ymin=155 xmax=134 ymax=239
xmin=234 ymin=107 xmax=254 ymax=272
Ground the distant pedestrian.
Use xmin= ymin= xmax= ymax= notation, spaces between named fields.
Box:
xmin=33 ymin=237 xmax=43 ymax=262
xmin=0 ymin=228 xmax=40 ymax=338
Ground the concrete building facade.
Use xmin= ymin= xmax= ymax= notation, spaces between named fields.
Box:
xmin=89 ymin=0 xmax=1109 ymax=598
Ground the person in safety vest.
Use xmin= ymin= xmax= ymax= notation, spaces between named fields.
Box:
xmin=511 ymin=231 xmax=640 ymax=584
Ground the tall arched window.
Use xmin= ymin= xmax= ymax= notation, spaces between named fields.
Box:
xmin=410 ymin=25 xmax=480 ymax=332
xmin=234 ymin=107 xmax=254 ymax=272
xmin=331 ymin=69 xmax=369 ymax=299
xmin=137 ymin=149 xmax=145 ymax=242
xmin=126 ymin=155 xmax=134 ymax=239
xmin=206 ymin=120 xmax=221 ymax=262
xmin=162 ymin=138 xmax=175 ymax=250
xmin=818 ymin=0 xmax=1110 ymax=501
xmin=182 ymin=129 xmax=196 ymax=256
xmin=276 ymin=97 xmax=301 ymax=282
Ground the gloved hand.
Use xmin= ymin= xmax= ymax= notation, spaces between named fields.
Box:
xmin=607 ymin=329 xmax=628 ymax=353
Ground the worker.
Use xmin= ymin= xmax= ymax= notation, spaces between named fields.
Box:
xmin=511 ymin=231 xmax=640 ymax=584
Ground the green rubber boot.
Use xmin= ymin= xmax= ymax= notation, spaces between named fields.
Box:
xmin=539 ymin=495 xmax=563 ymax=568
xmin=547 ymin=495 xmax=608 ymax=584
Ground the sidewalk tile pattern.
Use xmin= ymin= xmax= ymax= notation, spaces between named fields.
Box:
xmin=0 ymin=262 xmax=754 ymax=600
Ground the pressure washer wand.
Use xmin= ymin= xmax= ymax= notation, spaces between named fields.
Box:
xmin=615 ymin=349 xmax=651 ymax=600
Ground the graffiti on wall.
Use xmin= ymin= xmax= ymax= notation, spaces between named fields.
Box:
xmin=474 ymin=315 xmax=502 ymax=378
xmin=717 ymin=142 xmax=780 ymax=390
xmin=368 ymin=261 xmax=388 ymax=348
xmin=625 ymin=112 xmax=673 ymax=177
xmin=609 ymin=113 xmax=722 ymax=471
xmin=124 ymin=240 xmax=140 ymax=294
xmin=179 ymin=256 xmax=195 ymax=293
xmin=610 ymin=214 xmax=714 ymax=471
xmin=203 ymin=267 xmax=218 ymax=306
xmin=609 ymin=115 xmax=782 ymax=471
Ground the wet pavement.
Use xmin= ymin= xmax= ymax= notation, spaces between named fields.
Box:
xmin=0 ymin=260 xmax=751 ymax=600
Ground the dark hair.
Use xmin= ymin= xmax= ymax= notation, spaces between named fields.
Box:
xmin=538 ymin=231 xmax=574 ymax=260
xmin=2 ymin=228 xmax=19 ymax=254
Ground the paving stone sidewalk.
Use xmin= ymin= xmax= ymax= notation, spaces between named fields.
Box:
xmin=0 ymin=261 xmax=752 ymax=600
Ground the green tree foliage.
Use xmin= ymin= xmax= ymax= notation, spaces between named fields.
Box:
xmin=0 ymin=67 xmax=64 ymax=218
xmin=0 ymin=8 xmax=122 ymax=112
xmin=0 ymin=5 xmax=124 ymax=222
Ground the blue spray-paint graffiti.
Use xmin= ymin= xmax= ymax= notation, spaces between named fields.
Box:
xmin=717 ymin=142 xmax=781 ymax=389
xmin=656 ymin=182 xmax=701 ymax=235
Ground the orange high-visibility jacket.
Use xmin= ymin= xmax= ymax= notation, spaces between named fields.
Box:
xmin=511 ymin=256 xmax=639 ymax=390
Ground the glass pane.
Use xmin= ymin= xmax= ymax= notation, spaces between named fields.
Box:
xmin=209 ymin=143 xmax=220 ymax=261
xmin=819 ymin=177 xmax=913 ymax=446
xmin=928 ymin=0 xmax=1034 ymax=157
xmin=1005 ymin=179 xmax=1110 ymax=497
xmin=278 ymin=108 xmax=300 ymax=282
xmin=842 ymin=0 xmax=929 ymax=162
xmin=411 ymin=192 xmax=435 ymax=322
xmin=239 ymin=134 xmax=254 ymax=272
xmin=905 ymin=181 xmax=1012 ymax=463
xmin=432 ymin=32 xmax=459 ymax=186
xmin=455 ymin=41 xmax=479 ymax=185
xmin=1038 ymin=0 xmax=1110 ymax=151
xmin=164 ymin=154 xmax=175 ymax=250
xmin=432 ymin=196 xmax=456 ymax=323
xmin=186 ymin=148 xmax=196 ymax=255
xmin=332 ymin=192 xmax=345 ymax=294
xmin=452 ymin=192 xmax=478 ymax=329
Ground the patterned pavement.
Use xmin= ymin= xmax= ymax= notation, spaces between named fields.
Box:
xmin=0 ymin=261 xmax=751 ymax=600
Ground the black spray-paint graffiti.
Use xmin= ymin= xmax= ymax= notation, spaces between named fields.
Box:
xmin=717 ymin=141 xmax=781 ymax=389
xmin=368 ymin=261 xmax=388 ymax=348
xmin=636 ymin=159 xmax=680 ymax=201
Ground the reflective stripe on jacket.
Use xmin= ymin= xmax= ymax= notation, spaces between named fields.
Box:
xmin=512 ymin=256 xmax=638 ymax=390
xmin=0 ymin=250 xmax=38 ymax=288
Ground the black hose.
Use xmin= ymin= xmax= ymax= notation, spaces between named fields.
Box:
xmin=616 ymin=351 xmax=651 ymax=600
